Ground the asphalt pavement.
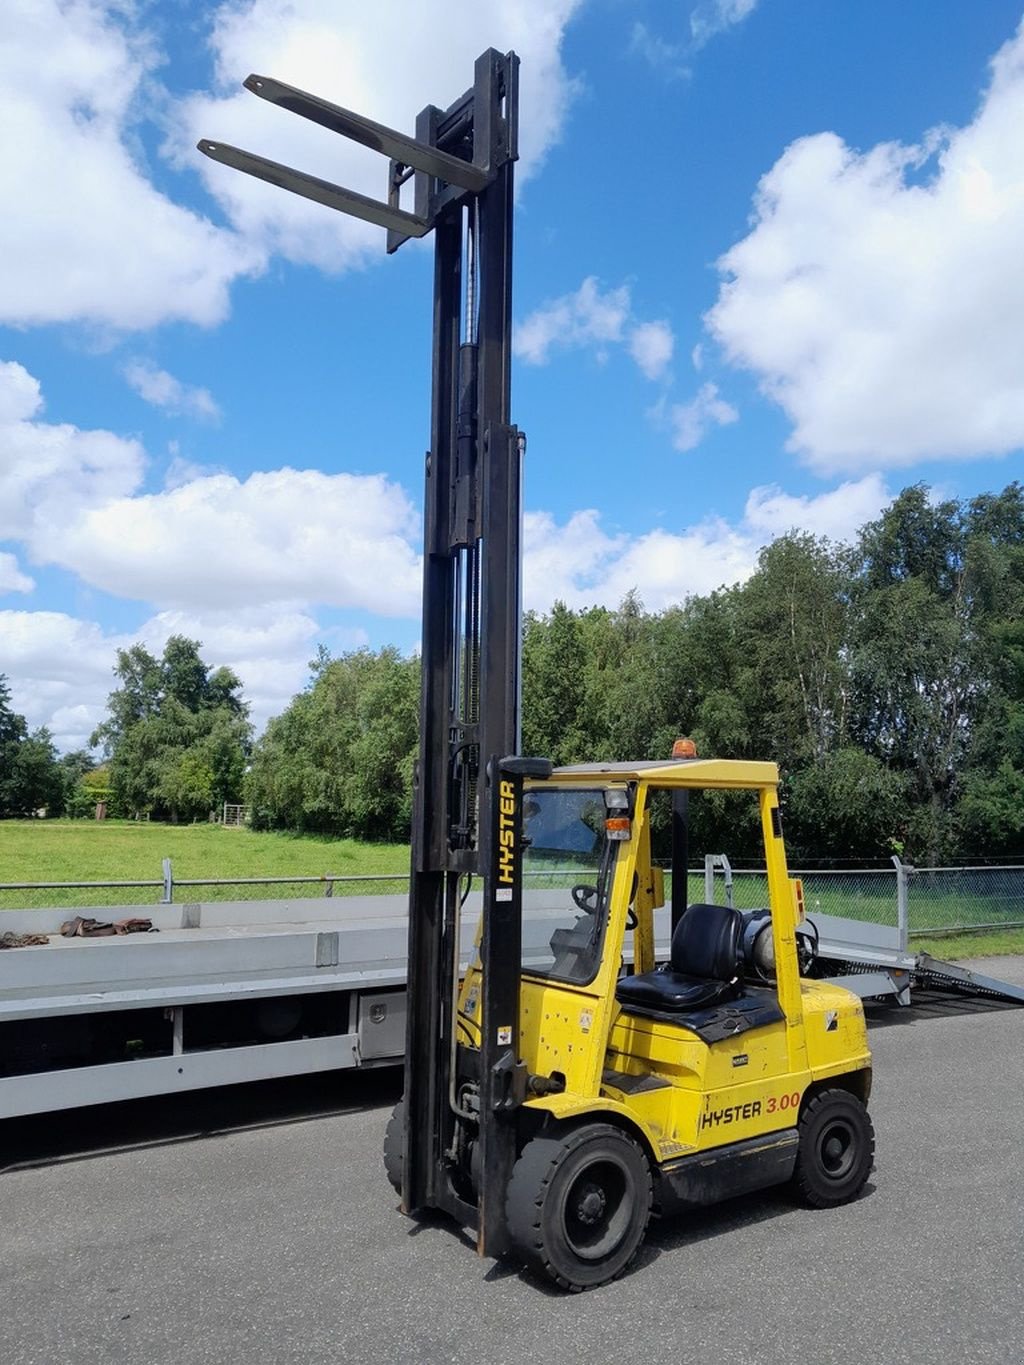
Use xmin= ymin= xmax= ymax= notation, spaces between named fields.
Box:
xmin=2 ymin=958 xmax=1023 ymax=1365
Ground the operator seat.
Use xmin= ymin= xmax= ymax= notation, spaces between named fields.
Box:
xmin=616 ymin=903 xmax=742 ymax=1014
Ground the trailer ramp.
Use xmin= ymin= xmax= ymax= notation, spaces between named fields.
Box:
xmin=805 ymin=922 xmax=1024 ymax=1007
xmin=911 ymin=953 xmax=1024 ymax=1004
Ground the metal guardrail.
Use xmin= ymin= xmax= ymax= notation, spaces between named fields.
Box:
xmin=0 ymin=863 xmax=411 ymax=910
xmin=2 ymin=858 xmax=1023 ymax=937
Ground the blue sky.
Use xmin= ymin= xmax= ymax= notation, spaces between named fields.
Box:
xmin=2 ymin=0 xmax=1023 ymax=751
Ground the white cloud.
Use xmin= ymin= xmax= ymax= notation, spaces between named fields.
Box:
xmin=0 ymin=359 xmax=144 ymax=543
xmin=524 ymin=509 xmax=628 ymax=606
xmin=743 ymin=473 xmax=892 ymax=544
xmin=524 ymin=508 xmax=752 ymax=612
xmin=0 ymin=0 xmax=261 ymax=330
xmin=523 ymin=473 xmax=888 ymax=614
xmin=49 ymin=468 xmax=422 ymax=617
xmin=0 ymin=552 xmax=34 ymax=595
xmin=629 ymin=23 xmax=689 ymax=77
xmin=0 ymin=606 xmax=326 ymax=749
xmin=0 ymin=362 xmax=421 ymax=620
xmin=515 ymin=277 xmax=676 ymax=380
xmin=515 ymin=277 xmax=630 ymax=364
xmin=123 ymin=362 xmax=221 ymax=423
xmin=177 ymin=0 xmax=583 ymax=274
xmin=691 ymin=1 xmax=759 ymax=49
xmin=628 ymin=321 xmax=675 ymax=380
xmin=707 ymin=19 xmax=1024 ymax=473
xmin=632 ymin=2 xmax=756 ymax=71
xmin=0 ymin=355 xmax=891 ymax=747
xmin=666 ymin=382 xmax=739 ymax=451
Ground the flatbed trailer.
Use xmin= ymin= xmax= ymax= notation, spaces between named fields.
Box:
xmin=3 ymin=894 xmax=1022 ymax=1121
xmin=1 ymin=897 xmax=413 ymax=1119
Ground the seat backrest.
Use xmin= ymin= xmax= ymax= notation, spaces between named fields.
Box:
xmin=670 ymin=903 xmax=742 ymax=980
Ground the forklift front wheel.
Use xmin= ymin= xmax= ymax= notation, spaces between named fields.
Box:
xmin=792 ymin=1088 xmax=875 ymax=1209
xmin=506 ymin=1123 xmax=652 ymax=1292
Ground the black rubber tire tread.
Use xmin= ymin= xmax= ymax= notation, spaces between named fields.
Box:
xmin=383 ymin=1097 xmax=404 ymax=1195
xmin=793 ymin=1087 xmax=874 ymax=1209
xmin=505 ymin=1122 xmax=652 ymax=1292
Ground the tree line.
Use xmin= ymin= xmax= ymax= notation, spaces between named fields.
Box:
xmin=9 ymin=481 xmax=1023 ymax=863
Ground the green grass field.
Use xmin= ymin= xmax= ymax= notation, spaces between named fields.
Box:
xmin=911 ymin=928 xmax=1024 ymax=958
xmin=0 ymin=819 xmax=409 ymax=908
xmin=2 ymin=819 xmax=1023 ymax=959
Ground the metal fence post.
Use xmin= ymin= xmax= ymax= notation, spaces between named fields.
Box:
xmin=162 ymin=857 xmax=173 ymax=904
xmin=892 ymin=854 xmax=910 ymax=949
xmin=704 ymin=854 xmax=734 ymax=908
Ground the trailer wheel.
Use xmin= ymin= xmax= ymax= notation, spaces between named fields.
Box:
xmin=793 ymin=1088 xmax=874 ymax=1208
xmin=506 ymin=1123 xmax=651 ymax=1292
xmin=383 ymin=1097 xmax=404 ymax=1195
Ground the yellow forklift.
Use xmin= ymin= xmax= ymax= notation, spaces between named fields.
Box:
xmin=201 ymin=50 xmax=873 ymax=1291
xmin=434 ymin=750 xmax=874 ymax=1288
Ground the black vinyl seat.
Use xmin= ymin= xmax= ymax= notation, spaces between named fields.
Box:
xmin=617 ymin=903 xmax=743 ymax=1015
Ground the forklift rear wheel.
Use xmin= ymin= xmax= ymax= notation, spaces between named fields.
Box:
xmin=793 ymin=1088 xmax=874 ymax=1208
xmin=383 ymin=1097 xmax=404 ymax=1194
xmin=506 ymin=1123 xmax=652 ymax=1291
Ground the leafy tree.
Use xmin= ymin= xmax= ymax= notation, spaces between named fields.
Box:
xmin=954 ymin=484 xmax=1024 ymax=855
xmin=0 ymin=675 xmax=29 ymax=813
xmin=0 ymin=676 xmax=64 ymax=816
xmin=522 ymin=602 xmax=589 ymax=764
xmin=246 ymin=646 xmax=419 ymax=840
xmin=958 ymin=758 xmax=1024 ymax=855
xmin=60 ymin=753 xmax=109 ymax=818
xmin=735 ymin=534 xmax=853 ymax=769
xmin=93 ymin=644 xmax=164 ymax=743
xmin=847 ymin=493 xmax=974 ymax=862
xmin=91 ymin=637 xmax=251 ymax=822
xmin=786 ymin=748 xmax=910 ymax=862
xmin=8 ymin=727 xmax=63 ymax=815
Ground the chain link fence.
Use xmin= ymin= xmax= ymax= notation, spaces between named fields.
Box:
xmin=2 ymin=858 xmax=1023 ymax=938
xmin=904 ymin=865 xmax=1024 ymax=936
xmin=658 ymin=863 xmax=900 ymax=928
xmin=661 ymin=859 xmax=1024 ymax=940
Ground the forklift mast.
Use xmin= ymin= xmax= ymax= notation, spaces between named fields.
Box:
xmin=199 ymin=51 xmax=526 ymax=1250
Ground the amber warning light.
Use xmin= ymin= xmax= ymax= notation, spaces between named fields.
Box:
xmin=671 ymin=737 xmax=697 ymax=759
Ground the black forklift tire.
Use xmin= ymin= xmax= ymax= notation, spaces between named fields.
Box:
xmin=383 ymin=1097 xmax=404 ymax=1195
xmin=792 ymin=1088 xmax=874 ymax=1209
xmin=505 ymin=1123 xmax=652 ymax=1292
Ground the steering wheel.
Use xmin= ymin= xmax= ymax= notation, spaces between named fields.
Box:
xmin=571 ymin=883 xmax=600 ymax=914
